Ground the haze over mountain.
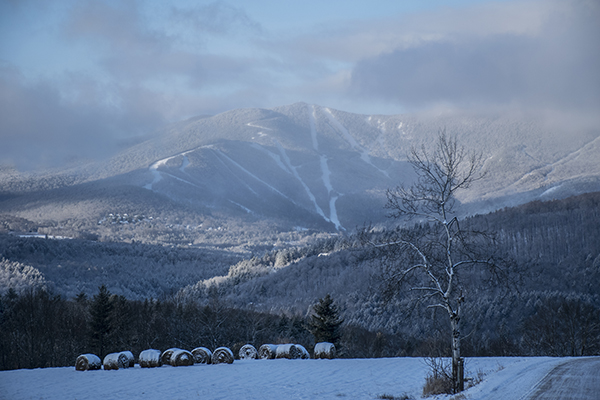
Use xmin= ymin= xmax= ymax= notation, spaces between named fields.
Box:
xmin=1 ymin=102 xmax=599 ymax=236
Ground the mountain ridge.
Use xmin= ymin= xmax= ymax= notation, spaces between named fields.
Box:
xmin=1 ymin=102 xmax=599 ymax=238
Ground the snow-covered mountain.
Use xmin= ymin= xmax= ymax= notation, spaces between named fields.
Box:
xmin=1 ymin=102 xmax=599 ymax=234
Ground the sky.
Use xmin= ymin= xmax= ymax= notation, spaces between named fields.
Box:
xmin=0 ymin=0 xmax=598 ymax=169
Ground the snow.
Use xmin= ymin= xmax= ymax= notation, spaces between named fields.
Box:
xmin=0 ymin=357 xmax=576 ymax=400
xmin=309 ymin=105 xmax=319 ymax=151
xmin=274 ymin=139 xmax=328 ymax=221
xmin=320 ymin=155 xmax=333 ymax=193
xmin=212 ymin=146 xmax=301 ymax=203
xmin=144 ymin=149 xmax=195 ymax=191
xmin=329 ymin=195 xmax=342 ymax=231
xmin=250 ymin=143 xmax=291 ymax=174
xmin=310 ymin=105 xmax=344 ymax=230
xmin=324 ymin=107 xmax=389 ymax=178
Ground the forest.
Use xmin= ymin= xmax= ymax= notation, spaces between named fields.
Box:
xmin=1 ymin=192 xmax=600 ymax=370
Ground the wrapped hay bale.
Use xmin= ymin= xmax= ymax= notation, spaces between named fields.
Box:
xmin=239 ymin=344 xmax=258 ymax=360
xmin=314 ymin=342 xmax=336 ymax=359
xmin=275 ymin=344 xmax=302 ymax=359
xmin=192 ymin=347 xmax=212 ymax=364
xmin=120 ymin=351 xmax=135 ymax=368
xmin=212 ymin=347 xmax=234 ymax=364
xmin=258 ymin=344 xmax=278 ymax=360
xmin=170 ymin=349 xmax=194 ymax=366
xmin=139 ymin=349 xmax=162 ymax=368
xmin=295 ymin=344 xmax=310 ymax=359
xmin=160 ymin=348 xmax=181 ymax=365
xmin=75 ymin=354 xmax=101 ymax=371
xmin=103 ymin=352 xmax=129 ymax=370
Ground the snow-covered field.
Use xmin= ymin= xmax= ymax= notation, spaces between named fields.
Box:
xmin=0 ymin=357 xmax=584 ymax=400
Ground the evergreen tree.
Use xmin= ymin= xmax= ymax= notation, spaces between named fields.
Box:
xmin=89 ymin=285 xmax=113 ymax=358
xmin=307 ymin=294 xmax=344 ymax=346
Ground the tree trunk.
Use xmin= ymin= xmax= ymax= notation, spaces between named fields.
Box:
xmin=451 ymin=313 xmax=464 ymax=393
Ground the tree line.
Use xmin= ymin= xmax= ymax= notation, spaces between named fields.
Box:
xmin=0 ymin=285 xmax=377 ymax=371
xmin=2 ymin=285 xmax=599 ymax=371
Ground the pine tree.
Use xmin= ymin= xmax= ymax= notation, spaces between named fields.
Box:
xmin=307 ymin=294 xmax=344 ymax=346
xmin=89 ymin=285 xmax=113 ymax=358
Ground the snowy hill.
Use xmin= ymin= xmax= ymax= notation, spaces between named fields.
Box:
xmin=2 ymin=357 xmax=598 ymax=400
xmin=1 ymin=103 xmax=599 ymax=237
xmin=106 ymin=103 xmax=600 ymax=230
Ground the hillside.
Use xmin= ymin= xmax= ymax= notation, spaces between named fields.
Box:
xmin=2 ymin=193 xmax=599 ymax=361
xmin=1 ymin=357 xmax=598 ymax=400
xmin=1 ymin=103 xmax=599 ymax=242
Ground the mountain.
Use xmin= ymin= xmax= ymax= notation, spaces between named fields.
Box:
xmin=1 ymin=103 xmax=599 ymax=241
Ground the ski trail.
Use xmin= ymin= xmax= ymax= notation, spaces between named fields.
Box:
xmin=311 ymin=105 xmax=344 ymax=230
xmin=250 ymin=143 xmax=291 ymax=174
xmin=309 ymin=106 xmax=319 ymax=151
xmin=179 ymin=155 xmax=190 ymax=172
xmin=320 ymin=155 xmax=333 ymax=193
xmin=329 ymin=195 xmax=342 ymax=231
xmin=247 ymin=121 xmax=273 ymax=138
xmin=273 ymin=139 xmax=329 ymax=223
xmin=228 ymin=200 xmax=254 ymax=214
xmin=144 ymin=150 xmax=195 ymax=191
xmin=325 ymin=108 xmax=389 ymax=178
xmin=247 ymin=121 xmax=273 ymax=131
xmin=508 ymin=135 xmax=600 ymax=190
xmin=208 ymin=150 xmax=258 ymax=196
xmin=212 ymin=148 xmax=298 ymax=203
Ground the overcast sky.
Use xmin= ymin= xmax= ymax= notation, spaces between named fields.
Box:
xmin=1 ymin=0 xmax=598 ymax=169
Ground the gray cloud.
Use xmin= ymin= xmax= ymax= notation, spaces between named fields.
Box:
xmin=0 ymin=1 xmax=273 ymax=170
xmin=0 ymin=66 xmax=168 ymax=170
xmin=1 ymin=0 xmax=598 ymax=171
xmin=349 ymin=0 xmax=600 ymax=112
xmin=170 ymin=1 xmax=263 ymax=36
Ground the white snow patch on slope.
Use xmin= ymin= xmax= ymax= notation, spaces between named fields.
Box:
xmin=309 ymin=105 xmax=319 ymax=151
xmin=310 ymin=105 xmax=343 ymax=230
xmin=329 ymin=195 xmax=342 ymax=231
xmin=144 ymin=150 xmax=196 ymax=191
xmin=325 ymin=108 xmax=389 ymax=178
xmin=212 ymin=148 xmax=295 ymax=202
xmin=228 ymin=200 xmax=254 ymax=214
xmin=274 ymin=139 xmax=329 ymax=222
xmin=179 ymin=155 xmax=190 ymax=173
xmin=247 ymin=121 xmax=273 ymax=131
xmin=250 ymin=143 xmax=291 ymax=174
xmin=320 ymin=155 xmax=333 ymax=194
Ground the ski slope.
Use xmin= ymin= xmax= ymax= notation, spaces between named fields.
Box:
xmin=2 ymin=357 xmax=597 ymax=400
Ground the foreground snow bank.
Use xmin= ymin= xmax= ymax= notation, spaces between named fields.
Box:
xmin=0 ymin=357 xmax=571 ymax=400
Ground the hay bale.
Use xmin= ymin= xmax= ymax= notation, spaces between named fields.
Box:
xmin=275 ymin=344 xmax=302 ymax=359
xmin=239 ymin=344 xmax=258 ymax=360
xmin=103 ymin=352 xmax=129 ymax=370
xmin=139 ymin=349 xmax=162 ymax=368
xmin=192 ymin=347 xmax=213 ymax=364
xmin=314 ymin=342 xmax=336 ymax=359
xmin=258 ymin=344 xmax=278 ymax=360
xmin=212 ymin=347 xmax=234 ymax=364
xmin=120 ymin=351 xmax=135 ymax=367
xmin=160 ymin=348 xmax=181 ymax=365
xmin=170 ymin=349 xmax=194 ymax=366
xmin=295 ymin=344 xmax=310 ymax=359
xmin=75 ymin=354 xmax=101 ymax=371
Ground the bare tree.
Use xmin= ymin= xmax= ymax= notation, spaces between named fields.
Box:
xmin=367 ymin=131 xmax=504 ymax=393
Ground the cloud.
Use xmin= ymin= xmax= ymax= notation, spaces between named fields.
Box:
xmin=0 ymin=0 xmax=273 ymax=169
xmin=170 ymin=1 xmax=263 ymax=36
xmin=348 ymin=0 xmax=600 ymax=112
xmin=0 ymin=65 xmax=169 ymax=170
xmin=1 ymin=0 xmax=598 ymax=170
